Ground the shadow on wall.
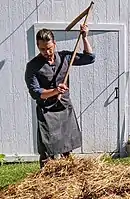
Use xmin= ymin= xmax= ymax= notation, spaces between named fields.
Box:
xmin=27 ymin=26 xmax=35 ymax=61
xmin=0 ymin=60 xmax=6 ymax=70
xmin=27 ymin=25 xmax=38 ymax=153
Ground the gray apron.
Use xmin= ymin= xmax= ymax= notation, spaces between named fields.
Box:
xmin=36 ymin=52 xmax=82 ymax=156
xmin=37 ymin=100 xmax=81 ymax=156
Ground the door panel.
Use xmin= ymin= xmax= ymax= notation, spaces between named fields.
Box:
xmin=70 ymin=31 xmax=119 ymax=153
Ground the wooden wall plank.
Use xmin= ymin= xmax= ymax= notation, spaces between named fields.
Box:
xmin=106 ymin=0 xmax=120 ymax=22
xmin=91 ymin=31 xmax=108 ymax=152
xmin=106 ymin=32 xmax=119 ymax=152
xmin=0 ymin=0 xmax=16 ymax=154
xmin=8 ymin=0 xmax=30 ymax=154
xmin=37 ymin=0 xmax=53 ymax=21
xmin=65 ymin=0 xmax=80 ymax=22
xmin=93 ymin=0 xmax=107 ymax=23
xmin=23 ymin=0 xmax=38 ymax=154
xmin=52 ymin=0 xmax=66 ymax=21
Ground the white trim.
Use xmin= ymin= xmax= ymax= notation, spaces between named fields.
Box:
xmin=5 ymin=153 xmax=108 ymax=162
xmin=118 ymin=24 xmax=128 ymax=156
xmin=5 ymin=154 xmax=39 ymax=162
xmin=34 ymin=22 xmax=125 ymax=31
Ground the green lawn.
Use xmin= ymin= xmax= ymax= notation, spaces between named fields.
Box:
xmin=101 ymin=154 xmax=130 ymax=165
xmin=0 ymin=162 xmax=39 ymax=190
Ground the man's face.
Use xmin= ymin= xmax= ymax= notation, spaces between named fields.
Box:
xmin=37 ymin=40 xmax=56 ymax=60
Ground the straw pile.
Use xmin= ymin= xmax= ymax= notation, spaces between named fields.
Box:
xmin=0 ymin=155 xmax=130 ymax=199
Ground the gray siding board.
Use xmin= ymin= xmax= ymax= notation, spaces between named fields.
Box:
xmin=65 ymin=0 xmax=80 ymax=22
xmin=70 ymin=66 xmax=81 ymax=153
xmin=0 ymin=0 xmax=15 ymax=154
xmin=92 ymin=0 xmax=120 ymax=23
xmin=107 ymin=32 xmax=119 ymax=152
xmin=78 ymin=0 xmax=90 ymax=13
xmin=78 ymin=0 xmax=93 ymax=23
xmin=70 ymin=67 xmax=81 ymax=121
xmin=106 ymin=0 xmax=119 ymax=22
xmin=37 ymin=0 xmax=53 ymax=21
xmin=0 ymin=1 xmax=11 ymax=42
xmin=0 ymin=0 xmax=38 ymax=155
xmin=1 ymin=94 xmax=16 ymax=154
xmin=9 ymin=0 xmax=27 ymax=154
xmin=93 ymin=32 xmax=108 ymax=152
xmin=119 ymin=0 xmax=129 ymax=23
xmin=52 ymin=0 xmax=66 ymax=21
xmin=80 ymin=64 xmax=95 ymax=153
xmin=93 ymin=0 xmax=107 ymax=23
xmin=8 ymin=0 xmax=32 ymax=154
xmin=23 ymin=0 xmax=38 ymax=154
xmin=81 ymin=31 xmax=119 ymax=153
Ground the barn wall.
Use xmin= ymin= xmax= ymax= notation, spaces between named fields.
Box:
xmin=0 ymin=0 xmax=129 ymax=160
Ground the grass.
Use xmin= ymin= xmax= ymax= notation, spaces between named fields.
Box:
xmin=0 ymin=162 xmax=39 ymax=190
xmin=100 ymin=154 xmax=130 ymax=165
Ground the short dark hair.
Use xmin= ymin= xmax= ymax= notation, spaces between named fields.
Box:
xmin=36 ymin=28 xmax=54 ymax=44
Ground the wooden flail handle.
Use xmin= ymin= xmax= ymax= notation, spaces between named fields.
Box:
xmin=65 ymin=1 xmax=94 ymax=31
xmin=58 ymin=1 xmax=94 ymax=100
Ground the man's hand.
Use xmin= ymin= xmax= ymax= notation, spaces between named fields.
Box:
xmin=80 ymin=24 xmax=92 ymax=53
xmin=57 ymin=83 xmax=68 ymax=94
xmin=80 ymin=24 xmax=89 ymax=38
xmin=40 ymin=84 xmax=68 ymax=99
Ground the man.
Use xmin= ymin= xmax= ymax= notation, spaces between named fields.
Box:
xmin=25 ymin=24 xmax=95 ymax=168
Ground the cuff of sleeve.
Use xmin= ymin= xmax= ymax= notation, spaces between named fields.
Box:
xmin=38 ymin=88 xmax=44 ymax=98
xmin=39 ymin=88 xmax=44 ymax=94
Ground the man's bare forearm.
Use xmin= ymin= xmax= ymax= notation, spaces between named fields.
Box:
xmin=80 ymin=24 xmax=93 ymax=54
xmin=40 ymin=88 xmax=58 ymax=99
xmin=82 ymin=37 xmax=93 ymax=53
